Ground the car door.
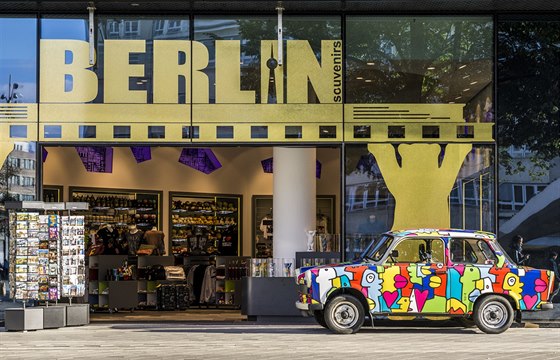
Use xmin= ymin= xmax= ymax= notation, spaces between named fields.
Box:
xmin=382 ymin=237 xmax=447 ymax=314
xmin=447 ymin=237 xmax=499 ymax=314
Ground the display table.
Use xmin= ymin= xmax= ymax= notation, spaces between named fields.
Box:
xmin=42 ymin=305 xmax=66 ymax=329
xmin=241 ymin=277 xmax=301 ymax=319
xmin=5 ymin=308 xmax=44 ymax=331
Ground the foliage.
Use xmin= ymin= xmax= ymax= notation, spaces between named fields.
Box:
xmin=497 ymin=21 xmax=560 ymax=175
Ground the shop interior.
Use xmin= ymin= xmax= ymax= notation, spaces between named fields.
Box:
xmin=40 ymin=145 xmax=341 ymax=315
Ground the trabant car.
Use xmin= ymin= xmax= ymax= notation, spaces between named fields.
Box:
xmin=295 ymin=229 xmax=555 ymax=334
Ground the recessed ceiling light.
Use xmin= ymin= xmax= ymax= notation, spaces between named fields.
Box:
xmin=365 ymin=79 xmax=372 ymax=83
xmin=459 ymin=64 xmax=467 ymax=69
xmin=130 ymin=3 xmax=140 ymax=6
xmin=470 ymin=81 xmax=478 ymax=85
xmin=455 ymin=96 xmax=462 ymax=100
xmin=448 ymin=101 xmax=455 ymax=104
xmin=427 ymin=66 xmax=436 ymax=70
xmin=463 ymin=88 xmax=470 ymax=92
xmin=356 ymin=77 xmax=363 ymax=80
xmin=366 ymin=62 xmax=375 ymax=66
xmin=462 ymin=75 xmax=470 ymax=79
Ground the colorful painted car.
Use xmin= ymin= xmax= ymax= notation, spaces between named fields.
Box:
xmin=295 ymin=229 xmax=555 ymax=334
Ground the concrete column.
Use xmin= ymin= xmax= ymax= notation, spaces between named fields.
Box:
xmin=273 ymin=147 xmax=316 ymax=259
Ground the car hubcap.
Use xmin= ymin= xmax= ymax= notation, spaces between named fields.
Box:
xmin=481 ymin=302 xmax=507 ymax=328
xmin=334 ymin=302 xmax=358 ymax=328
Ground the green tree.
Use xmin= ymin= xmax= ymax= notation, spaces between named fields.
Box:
xmin=497 ymin=21 xmax=560 ymax=176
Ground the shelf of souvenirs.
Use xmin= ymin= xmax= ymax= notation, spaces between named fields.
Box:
xmin=72 ymin=194 xmax=157 ymax=211
xmin=171 ymin=215 xmax=237 ymax=227
xmin=171 ymin=199 xmax=237 ymax=213
xmin=84 ymin=213 xmax=157 ymax=226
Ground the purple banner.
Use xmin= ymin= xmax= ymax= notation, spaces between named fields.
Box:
xmin=75 ymin=146 xmax=113 ymax=173
xmin=42 ymin=148 xmax=48 ymax=163
xmin=130 ymin=146 xmax=151 ymax=163
xmin=261 ymin=157 xmax=322 ymax=179
xmin=178 ymin=148 xmax=222 ymax=174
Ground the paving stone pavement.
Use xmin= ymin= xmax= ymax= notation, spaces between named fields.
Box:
xmin=1 ymin=323 xmax=559 ymax=360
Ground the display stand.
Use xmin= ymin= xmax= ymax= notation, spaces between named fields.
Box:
xmin=5 ymin=307 xmax=44 ymax=331
xmin=4 ymin=201 xmax=89 ymax=331
xmin=241 ymin=277 xmax=301 ymax=320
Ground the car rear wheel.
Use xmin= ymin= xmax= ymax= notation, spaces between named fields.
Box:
xmin=324 ymin=295 xmax=364 ymax=334
xmin=313 ymin=310 xmax=328 ymax=328
xmin=473 ymin=295 xmax=514 ymax=334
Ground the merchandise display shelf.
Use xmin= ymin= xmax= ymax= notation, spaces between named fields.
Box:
xmin=169 ymin=192 xmax=242 ymax=257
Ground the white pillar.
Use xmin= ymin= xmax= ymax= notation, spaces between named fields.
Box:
xmin=273 ymin=147 xmax=316 ymax=260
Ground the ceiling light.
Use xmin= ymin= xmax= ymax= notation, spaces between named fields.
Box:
xmin=130 ymin=3 xmax=140 ymax=6
xmin=463 ymin=88 xmax=470 ymax=92
xmin=356 ymin=77 xmax=363 ymax=80
xmin=462 ymin=75 xmax=470 ymax=79
xmin=365 ymin=79 xmax=372 ymax=83
xmin=366 ymin=62 xmax=375 ymax=66
xmin=469 ymin=81 xmax=478 ymax=85
xmin=458 ymin=64 xmax=467 ymax=69
xmin=136 ymin=81 xmax=143 ymax=85
xmin=455 ymin=96 xmax=462 ymax=100
xmin=427 ymin=66 xmax=436 ymax=70
xmin=448 ymin=101 xmax=455 ymax=104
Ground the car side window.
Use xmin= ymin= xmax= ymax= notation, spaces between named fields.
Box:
xmin=387 ymin=238 xmax=444 ymax=264
xmin=450 ymin=238 xmax=496 ymax=264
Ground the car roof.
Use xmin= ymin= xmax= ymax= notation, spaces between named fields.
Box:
xmin=387 ymin=228 xmax=496 ymax=240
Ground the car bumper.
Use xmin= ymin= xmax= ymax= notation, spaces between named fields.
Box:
xmin=541 ymin=303 xmax=554 ymax=311
xmin=295 ymin=301 xmax=324 ymax=311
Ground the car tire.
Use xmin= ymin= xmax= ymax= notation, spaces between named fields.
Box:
xmin=324 ymin=294 xmax=364 ymax=334
xmin=314 ymin=310 xmax=328 ymax=328
xmin=473 ymin=295 xmax=514 ymax=334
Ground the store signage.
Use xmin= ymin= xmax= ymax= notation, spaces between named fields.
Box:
xmin=40 ymin=39 xmax=342 ymax=104
xmin=178 ymin=148 xmax=222 ymax=174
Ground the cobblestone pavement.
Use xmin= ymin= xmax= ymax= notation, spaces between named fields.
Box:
xmin=1 ymin=323 xmax=560 ymax=360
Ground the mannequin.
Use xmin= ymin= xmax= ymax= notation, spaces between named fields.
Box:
xmin=97 ymin=224 xmax=120 ymax=255
xmin=124 ymin=224 xmax=143 ymax=256
xmin=143 ymin=226 xmax=165 ymax=256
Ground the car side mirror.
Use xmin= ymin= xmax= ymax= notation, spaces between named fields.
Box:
xmin=391 ymin=249 xmax=399 ymax=258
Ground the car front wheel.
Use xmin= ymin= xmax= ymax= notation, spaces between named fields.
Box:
xmin=473 ymin=295 xmax=514 ymax=334
xmin=324 ymin=295 xmax=364 ymax=334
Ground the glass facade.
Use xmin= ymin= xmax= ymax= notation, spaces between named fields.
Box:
xmin=0 ymin=11 xmax=557 ymax=268
xmin=497 ymin=19 xmax=560 ymax=271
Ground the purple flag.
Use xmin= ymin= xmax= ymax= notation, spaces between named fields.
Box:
xmin=130 ymin=146 xmax=151 ymax=163
xmin=261 ymin=157 xmax=273 ymax=173
xmin=178 ymin=148 xmax=222 ymax=174
xmin=75 ymin=146 xmax=113 ymax=173
xmin=261 ymin=157 xmax=322 ymax=179
xmin=42 ymin=148 xmax=48 ymax=163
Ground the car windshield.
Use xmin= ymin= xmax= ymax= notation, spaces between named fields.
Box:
xmin=360 ymin=234 xmax=394 ymax=262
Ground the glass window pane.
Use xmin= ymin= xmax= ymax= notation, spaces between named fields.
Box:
xmin=285 ymin=126 xmax=302 ymax=139
xmin=319 ymin=126 xmax=336 ymax=139
xmin=79 ymin=125 xmax=96 ymax=138
xmin=44 ymin=125 xmax=62 ymax=138
xmin=251 ymin=126 xmax=268 ymax=139
xmin=148 ymin=125 xmax=165 ymax=139
xmin=113 ymin=125 xmax=131 ymax=139
xmin=497 ymin=19 xmax=560 ymax=259
xmin=217 ymin=126 xmax=233 ymax=139
xmin=194 ymin=16 xmax=341 ymax=104
xmin=9 ymin=125 xmax=27 ymax=138
xmin=0 ymin=17 xmax=37 ymax=103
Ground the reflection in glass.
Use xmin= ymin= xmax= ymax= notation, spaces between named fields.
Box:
xmin=1 ymin=142 xmax=37 ymax=202
xmin=0 ymin=17 xmax=37 ymax=103
xmin=346 ymin=16 xmax=493 ymax=121
xmin=345 ymin=144 xmax=495 ymax=259
xmin=194 ymin=16 xmax=341 ymax=104
xmin=497 ymin=20 xmax=560 ymax=272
